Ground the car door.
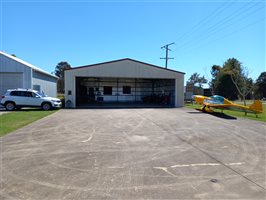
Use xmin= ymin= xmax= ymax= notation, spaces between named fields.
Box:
xmin=25 ymin=91 xmax=42 ymax=106
xmin=9 ymin=91 xmax=24 ymax=105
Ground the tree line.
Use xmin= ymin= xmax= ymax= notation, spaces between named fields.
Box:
xmin=187 ymin=58 xmax=266 ymax=104
xmin=53 ymin=58 xmax=265 ymax=105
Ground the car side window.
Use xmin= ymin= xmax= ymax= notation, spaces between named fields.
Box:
xmin=9 ymin=91 xmax=39 ymax=98
xmin=10 ymin=91 xmax=24 ymax=96
xmin=10 ymin=91 xmax=17 ymax=96
xmin=25 ymin=92 xmax=32 ymax=97
xmin=20 ymin=91 xmax=27 ymax=96
xmin=26 ymin=92 xmax=39 ymax=97
xmin=32 ymin=92 xmax=39 ymax=98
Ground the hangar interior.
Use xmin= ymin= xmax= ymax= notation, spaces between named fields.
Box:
xmin=76 ymin=77 xmax=175 ymax=107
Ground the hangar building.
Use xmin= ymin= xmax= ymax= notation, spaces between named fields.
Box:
xmin=64 ymin=58 xmax=185 ymax=108
xmin=0 ymin=51 xmax=58 ymax=97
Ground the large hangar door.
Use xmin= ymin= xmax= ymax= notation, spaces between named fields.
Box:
xmin=76 ymin=77 xmax=175 ymax=107
xmin=0 ymin=73 xmax=23 ymax=95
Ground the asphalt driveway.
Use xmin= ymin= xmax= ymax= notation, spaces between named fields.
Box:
xmin=1 ymin=108 xmax=265 ymax=199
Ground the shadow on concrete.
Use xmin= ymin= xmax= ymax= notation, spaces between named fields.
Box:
xmin=208 ymin=112 xmax=237 ymax=120
xmin=75 ymin=103 xmax=174 ymax=109
xmin=186 ymin=111 xmax=206 ymax=114
xmin=187 ymin=109 xmax=237 ymax=120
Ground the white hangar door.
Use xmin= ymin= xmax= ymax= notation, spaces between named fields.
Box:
xmin=0 ymin=73 xmax=23 ymax=95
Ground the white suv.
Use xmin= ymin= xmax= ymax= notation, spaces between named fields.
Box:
xmin=0 ymin=89 xmax=62 ymax=111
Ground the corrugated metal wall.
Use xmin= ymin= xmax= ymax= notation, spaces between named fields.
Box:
xmin=32 ymin=70 xmax=57 ymax=97
xmin=0 ymin=53 xmax=57 ymax=97
xmin=0 ymin=54 xmax=32 ymax=95
xmin=0 ymin=73 xmax=23 ymax=95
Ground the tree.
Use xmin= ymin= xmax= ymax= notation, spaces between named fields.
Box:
xmin=254 ymin=72 xmax=266 ymax=99
xmin=188 ymin=73 xmax=207 ymax=88
xmin=55 ymin=61 xmax=71 ymax=79
xmin=54 ymin=61 xmax=71 ymax=93
xmin=223 ymin=58 xmax=253 ymax=106
xmin=187 ymin=73 xmax=207 ymax=94
xmin=215 ymin=71 xmax=238 ymax=100
xmin=210 ymin=65 xmax=221 ymax=95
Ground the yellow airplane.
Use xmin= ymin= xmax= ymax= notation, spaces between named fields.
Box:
xmin=192 ymin=95 xmax=263 ymax=115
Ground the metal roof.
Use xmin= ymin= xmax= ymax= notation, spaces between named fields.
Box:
xmin=0 ymin=51 xmax=58 ymax=79
xmin=66 ymin=58 xmax=185 ymax=75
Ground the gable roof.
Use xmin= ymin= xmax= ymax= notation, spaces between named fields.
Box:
xmin=0 ymin=51 xmax=58 ymax=79
xmin=66 ymin=58 xmax=185 ymax=75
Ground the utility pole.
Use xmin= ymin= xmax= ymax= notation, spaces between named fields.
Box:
xmin=160 ymin=42 xmax=174 ymax=69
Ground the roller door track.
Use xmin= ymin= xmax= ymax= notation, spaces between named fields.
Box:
xmin=0 ymin=73 xmax=23 ymax=95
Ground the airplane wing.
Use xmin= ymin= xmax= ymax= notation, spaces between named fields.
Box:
xmin=204 ymin=101 xmax=263 ymax=114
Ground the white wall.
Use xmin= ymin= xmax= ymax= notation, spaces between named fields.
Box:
xmin=175 ymin=76 xmax=184 ymax=107
xmin=32 ymin=70 xmax=57 ymax=97
xmin=66 ymin=60 xmax=182 ymax=79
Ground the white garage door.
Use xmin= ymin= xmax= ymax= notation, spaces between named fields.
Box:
xmin=0 ymin=73 xmax=23 ymax=95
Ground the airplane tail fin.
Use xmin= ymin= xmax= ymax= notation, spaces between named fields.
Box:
xmin=249 ymin=100 xmax=263 ymax=114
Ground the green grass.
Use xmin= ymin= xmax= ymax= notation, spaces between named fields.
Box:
xmin=185 ymin=102 xmax=266 ymax=122
xmin=57 ymin=93 xmax=65 ymax=99
xmin=0 ymin=110 xmax=58 ymax=137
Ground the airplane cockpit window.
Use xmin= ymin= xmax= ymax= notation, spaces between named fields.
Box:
xmin=210 ymin=95 xmax=224 ymax=104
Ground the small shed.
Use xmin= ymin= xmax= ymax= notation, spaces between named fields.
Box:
xmin=65 ymin=58 xmax=185 ymax=108
xmin=0 ymin=51 xmax=58 ymax=97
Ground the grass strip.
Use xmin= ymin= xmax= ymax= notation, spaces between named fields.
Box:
xmin=0 ymin=110 xmax=57 ymax=137
xmin=185 ymin=103 xmax=266 ymax=122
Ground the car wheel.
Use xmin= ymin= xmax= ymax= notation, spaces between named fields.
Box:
xmin=42 ymin=103 xmax=51 ymax=111
xmin=5 ymin=102 xmax=15 ymax=111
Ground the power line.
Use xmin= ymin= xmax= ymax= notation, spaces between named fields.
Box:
xmin=197 ymin=1 xmax=261 ymax=39
xmin=160 ymin=42 xmax=175 ymax=69
xmin=182 ymin=6 xmax=263 ymax=52
xmin=176 ymin=0 xmax=234 ymax=43
xmin=178 ymin=1 xmax=263 ymax=51
xmin=178 ymin=1 xmax=260 ymax=49
xmin=181 ymin=16 xmax=265 ymax=55
xmin=179 ymin=0 xmax=256 ymax=45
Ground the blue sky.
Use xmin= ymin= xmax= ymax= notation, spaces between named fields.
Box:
xmin=1 ymin=0 xmax=265 ymax=86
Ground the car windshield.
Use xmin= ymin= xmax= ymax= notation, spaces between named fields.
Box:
xmin=36 ymin=91 xmax=46 ymax=97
